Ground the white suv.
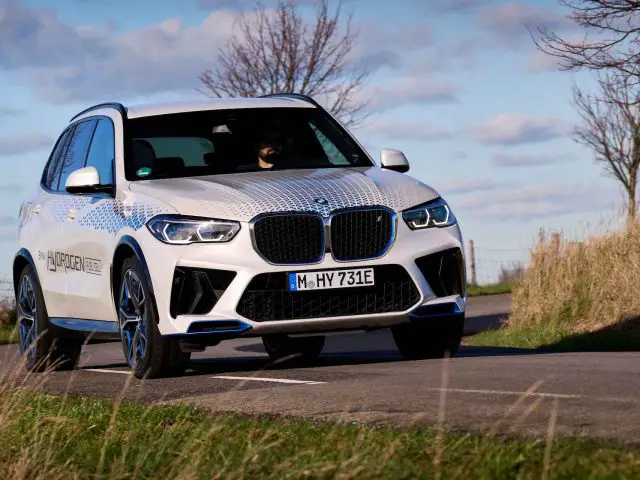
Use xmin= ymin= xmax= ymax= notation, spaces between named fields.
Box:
xmin=14 ymin=94 xmax=467 ymax=378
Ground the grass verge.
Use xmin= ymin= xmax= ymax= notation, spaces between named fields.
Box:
xmin=466 ymin=283 xmax=513 ymax=297
xmin=0 ymin=388 xmax=639 ymax=478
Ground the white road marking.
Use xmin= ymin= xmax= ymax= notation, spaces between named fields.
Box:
xmin=211 ymin=375 xmax=325 ymax=385
xmin=430 ymin=387 xmax=581 ymax=399
xmin=84 ymin=368 xmax=131 ymax=375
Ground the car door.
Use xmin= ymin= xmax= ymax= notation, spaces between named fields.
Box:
xmin=24 ymin=127 xmax=74 ymax=318
xmin=40 ymin=119 xmax=98 ymax=318
xmin=63 ymin=117 xmax=118 ymax=322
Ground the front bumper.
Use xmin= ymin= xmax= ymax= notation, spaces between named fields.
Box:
xmin=138 ymin=217 xmax=466 ymax=337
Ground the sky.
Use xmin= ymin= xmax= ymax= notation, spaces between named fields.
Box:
xmin=0 ymin=0 xmax=626 ymax=283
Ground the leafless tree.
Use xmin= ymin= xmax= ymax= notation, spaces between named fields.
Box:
xmin=573 ymin=74 xmax=640 ymax=220
xmin=533 ymin=1 xmax=640 ymax=86
xmin=200 ymin=0 xmax=371 ymax=127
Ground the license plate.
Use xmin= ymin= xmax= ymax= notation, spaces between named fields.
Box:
xmin=288 ymin=268 xmax=375 ymax=291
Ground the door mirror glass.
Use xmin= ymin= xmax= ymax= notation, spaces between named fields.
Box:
xmin=65 ymin=166 xmax=101 ymax=194
xmin=380 ymin=148 xmax=410 ymax=173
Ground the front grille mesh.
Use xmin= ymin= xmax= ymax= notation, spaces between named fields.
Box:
xmin=253 ymin=214 xmax=324 ymax=264
xmin=252 ymin=208 xmax=395 ymax=264
xmin=331 ymin=209 xmax=394 ymax=261
xmin=236 ymin=265 xmax=419 ymax=322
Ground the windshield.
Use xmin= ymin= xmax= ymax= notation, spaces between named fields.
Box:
xmin=125 ymin=107 xmax=372 ymax=180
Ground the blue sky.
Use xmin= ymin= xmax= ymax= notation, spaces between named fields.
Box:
xmin=0 ymin=0 xmax=624 ymax=282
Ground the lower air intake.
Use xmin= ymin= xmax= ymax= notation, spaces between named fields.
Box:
xmin=170 ymin=267 xmax=236 ymax=318
xmin=415 ymin=248 xmax=465 ymax=297
xmin=236 ymin=264 xmax=420 ymax=322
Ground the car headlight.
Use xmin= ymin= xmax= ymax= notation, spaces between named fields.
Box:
xmin=147 ymin=215 xmax=240 ymax=244
xmin=402 ymin=197 xmax=456 ymax=229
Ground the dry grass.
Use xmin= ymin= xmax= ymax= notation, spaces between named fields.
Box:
xmin=510 ymin=225 xmax=640 ymax=333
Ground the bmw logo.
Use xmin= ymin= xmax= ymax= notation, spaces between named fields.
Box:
xmin=315 ymin=197 xmax=328 ymax=205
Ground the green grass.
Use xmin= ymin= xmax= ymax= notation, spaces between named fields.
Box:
xmin=0 ymin=388 xmax=639 ymax=479
xmin=0 ymin=323 xmax=17 ymax=345
xmin=466 ymin=325 xmax=571 ymax=350
xmin=466 ymin=283 xmax=514 ymax=297
xmin=467 ymin=320 xmax=640 ymax=352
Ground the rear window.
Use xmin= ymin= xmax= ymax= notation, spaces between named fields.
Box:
xmin=125 ymin=107 xmax=371 ymax=180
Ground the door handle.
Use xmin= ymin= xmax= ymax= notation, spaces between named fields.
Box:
xmin=67 ymin=208 xmax=77 ymax=221
xmin=32 ymin=204 xmax=41 ymax=215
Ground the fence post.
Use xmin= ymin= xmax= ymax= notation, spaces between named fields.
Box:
xmin=469 ymin=239 xmax=477 ymax=286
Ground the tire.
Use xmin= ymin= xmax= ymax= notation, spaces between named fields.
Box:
xmin=392 ymin=314 xmax=464 ymax=360
xmin=262 ymin=334 xmax=325 ymax=363
xmin=118 ymin=257 xmax=191 ymax=379
xmin=16 ymin=264 xmax=82 ymax=372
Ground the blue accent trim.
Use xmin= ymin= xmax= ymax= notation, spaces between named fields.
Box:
xmin=288 ymin=273 xmax=298 ymax=291
xmin=50 ymin=317 xmax=120 ymax=334
xmin=409 ymin=302 xmax=464 ymax=319
xmin=165 ymin=319 xmax=252 ymax=338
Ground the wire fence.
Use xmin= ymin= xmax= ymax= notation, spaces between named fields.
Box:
xmin=468 ymin=244 xmax=532 ymax=286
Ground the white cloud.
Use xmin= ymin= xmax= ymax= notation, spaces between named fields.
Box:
xmin=454 ymin=181 xmax=617 ymax=221
xmin=0 ymin=2 xmax=241 ymax=103
xmin=491 ymin=152 xmax=578 ymax=167
xmin=358 ymin=120 xmax=452 ymax=142
xmin=476 ymin=2 xmax=572 ymax=45
xmin=0 ymin=133 xmax=53 ymax=156
xmin=438 ymin=178 xmax=510 ymax=196
xmin=364 ymin=77 xmax=461 ymax=112
xmin=0 ymin=1 xmax=453 ymax=105
xmin=526 ymin=50 xmax=563 ymax=73
xmin=469 ymin=114 xmax=573 ymax=146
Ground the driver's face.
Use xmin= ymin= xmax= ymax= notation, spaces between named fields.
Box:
xmin=257 ymin=133 xmax=282 ymax=160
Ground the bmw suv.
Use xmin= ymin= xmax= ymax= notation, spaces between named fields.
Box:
xmin=14 ymin=93 xmax=467 ymax=379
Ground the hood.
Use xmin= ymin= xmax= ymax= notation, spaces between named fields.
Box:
xmin=128 ymin=167 xmax=439 ymax=222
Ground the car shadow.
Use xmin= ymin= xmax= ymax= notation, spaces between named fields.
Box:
xmin=540 ymin=315 xmax=640 ymax=352
xmin=80 ymin=344 xmax=547 ymax=379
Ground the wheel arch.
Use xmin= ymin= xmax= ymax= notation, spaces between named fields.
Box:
xmin=13 ymin=249 xmax=39 ymax=297
xmin=112 ymin=236 xmax=158 ymax=321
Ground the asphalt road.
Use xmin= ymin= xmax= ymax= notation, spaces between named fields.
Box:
xmin=4 ymin=293 xmax=640 ymax=443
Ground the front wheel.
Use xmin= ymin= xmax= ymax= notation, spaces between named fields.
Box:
xmin=262 ymin=334 xmax=325 ymax=363
xmin=118 ymin=257 xmax=190 ymax=379
xmin=392 ymin=314 xmax=464 ymax=360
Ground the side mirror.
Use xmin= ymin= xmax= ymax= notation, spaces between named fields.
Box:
xmin=65 ymin=166 xmax=101 ymax=194
xmin=380 ymin=148 xmax=410 ymax=173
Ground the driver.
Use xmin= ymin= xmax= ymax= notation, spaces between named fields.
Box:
xmin=256 ymin=129 xmax=283 ymax=170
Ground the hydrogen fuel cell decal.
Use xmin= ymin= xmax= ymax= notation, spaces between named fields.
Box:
xmin=45 ymin=250 xmax=103 ymax=276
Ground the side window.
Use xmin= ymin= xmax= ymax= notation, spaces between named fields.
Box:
xmin=85 ymin=119 xmax=115 ymax=185
xmin=308 ymin=122 xmax=350 ymax=165
xmin=41 ymin=129 xmax=71 ymax=189
xmin=56 ymin=119 xmax=97 ymax=192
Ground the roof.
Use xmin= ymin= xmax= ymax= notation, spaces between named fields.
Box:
xmin=71 ymin=96 xmax=316 ymax=123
